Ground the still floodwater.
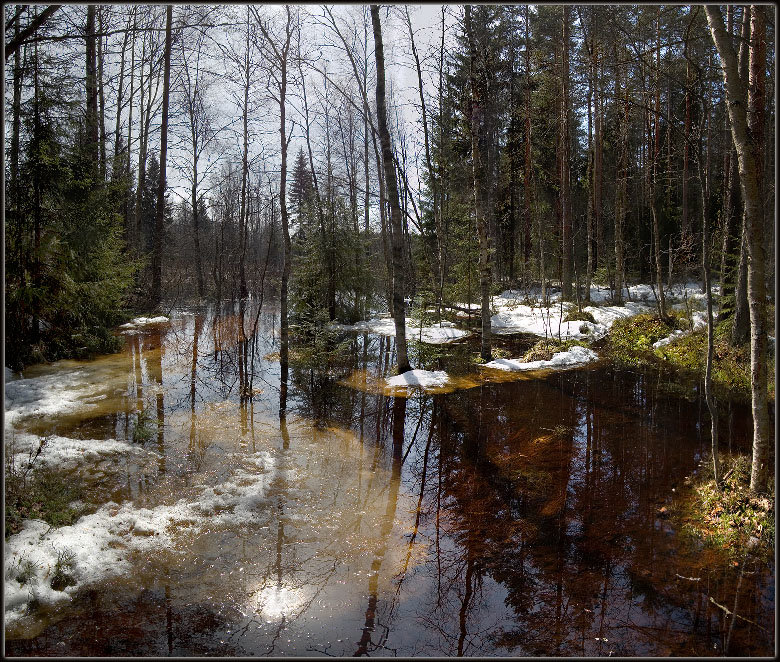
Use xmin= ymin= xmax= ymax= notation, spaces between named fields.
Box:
xmin=4 ymin=301 xmax=774 ymax=656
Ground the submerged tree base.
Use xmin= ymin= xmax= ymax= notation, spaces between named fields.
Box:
xmin=677 ymin=453 xmax=774 ymax=559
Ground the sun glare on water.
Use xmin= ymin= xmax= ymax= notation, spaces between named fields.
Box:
xmin=254 ymin=584 xmax=303 ymax=621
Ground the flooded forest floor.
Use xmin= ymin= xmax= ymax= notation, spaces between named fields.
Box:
xmin=3 ymin=289 xmax=775 ymax=656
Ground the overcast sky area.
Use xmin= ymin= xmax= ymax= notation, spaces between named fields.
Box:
xmin=4 ymin=4 xmax=466 ymax=229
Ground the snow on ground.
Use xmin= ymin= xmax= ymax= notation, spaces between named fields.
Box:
xmin=339 ymin=282 xmax=722 ymax=344
xmin=4 ymin=449 xmax=277 ymax=627
xmin=4 ymin=368 xmax=102 ymax=427
xmin=483 ymin=345 xmax=599 ymax=372
xmin=119 ymin=315 xmax=169 ymax=331
xmin=332 ymin=317 xmax=471 ymax=344
xmin=385 ymin=369 xmax=450 ymax=390
xmin=6 ymin=431 xmax=150 ymax=473
xmin=490 ymin=299 xmax=651 ymax=340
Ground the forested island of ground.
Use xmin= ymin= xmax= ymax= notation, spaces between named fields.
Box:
xmin=4 ymin=4 xmax=775 ymax=656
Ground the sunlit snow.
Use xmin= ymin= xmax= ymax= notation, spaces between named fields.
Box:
xmin=483 ymin=345 xmax=599 ymax=372
xmin=386 ymin=369 xmax=450 ymax=389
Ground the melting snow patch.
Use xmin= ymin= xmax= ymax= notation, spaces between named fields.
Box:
xmin=652 ymin=311 xmax=712 ymax=349
xmin=483 ymin=346 xmax=599 ymax=372
xmin=6 ymin=432 xmax=150 ymax=473
xmin=415 ymin=327 xmax=470 ymax=344
xmin=491 ymin=300 xmax=651 ymax=340
xmin=332 ymin=317 xmax=470 ymax=344
xmin=119 ymin=316 xmax=169 ymax=330
xmin=4 ymin=369 xmax=101 ymax=427
xmin=4 ymin=450 xmax=274 ymax=627
xmin=386 ymin=369 xmax=450 ymax=389
xmin=653 ymin=330 xmax=686 ymax=349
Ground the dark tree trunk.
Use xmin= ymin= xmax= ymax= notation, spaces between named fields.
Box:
xmin=464 ymin=5 xmax=493 ymax=361
xmin=97 ymin=7 xmax=107 ymax=180
xmin=371 ymin=5 xmax=410 ymax=373
xmin=151 ymin=5 xmax=172 ymax=307
xmin=522 ymin=5 xmax=533 ymax=281
xmin=85 ymin=6 xmax=99 ymax=171
xmin=560 ymin=6 xmax=572 ymax=301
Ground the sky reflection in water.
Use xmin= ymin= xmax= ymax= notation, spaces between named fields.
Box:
xmin=4 ymin=300 xmax=774 ymax=656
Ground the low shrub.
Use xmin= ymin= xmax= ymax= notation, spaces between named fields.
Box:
xmin=5 ymin=438 xmax=83 ymax=538
xmin=132 ymin=408 xmax=156 ymax=443
xmin=563 ymin=309 xmax=596 ymax=324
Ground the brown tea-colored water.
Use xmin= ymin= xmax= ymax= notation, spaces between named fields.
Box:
xmin=5 ymin=301 xmax=774 ymax=656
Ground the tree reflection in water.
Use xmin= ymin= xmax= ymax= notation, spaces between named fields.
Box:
xmin=4 ymin=305 xmax=773 ymax=657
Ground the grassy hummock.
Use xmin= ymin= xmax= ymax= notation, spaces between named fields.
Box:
xmin=678 ymin=454 xmax=774 ymax=559
xmin=607 ymin=312 xmax=773 ymax=404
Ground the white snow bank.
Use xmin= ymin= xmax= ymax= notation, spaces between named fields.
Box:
xmin=6 ymin=432 xmax=148 ymax=473
xmin=4 ymin=450 xmax=275 ymax=626
xmin=491 ymin=299 xmax=652 ymax=340
xmin=386 ymin=369 xmax=450 ymax=389
xmin=119 ymin=315 xmax=169 ymax=330
xmin=4 ymin=368 xmax=101 ymax=427
xmin=483 ymin=345 xmax=599 ymax=372
xmin=333 ymin=317 xmax=471 ymax=344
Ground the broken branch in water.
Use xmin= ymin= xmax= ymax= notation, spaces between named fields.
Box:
xmin=709 ymin=597 xmax=767 ymax=630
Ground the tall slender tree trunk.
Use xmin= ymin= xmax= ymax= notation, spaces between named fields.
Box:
xmin=682 ymin=60 xmax=691 ymax=240
xmin=31 ymin=35 xmax=41 ymax=343
xmin=134 ymin=30 xmax=149 ymax=249
xmin=705 ymin=4 xmax=770 ymax=494
xmin=522 ymin=5 xmax=533 ymax=284
xmin=613 ymin=49 xmax=627 ymax=304
xmin=405 ymin=6 xmax=442 ymax=306
xmin=125 ymin=9 xmax=136 ymax=234
xmin=151 ymin=5 xmax=172 ymax=307
xmin=10 ymin=14 xmax=24 ymax=224
xmin=650 ymin=7 xmax=667 ymax=318
xmin=594 ymin=38 xmax=603 ymax=281
xmin=731 ymin=7 xmax=753 ymax=344
xmin=239 ymin=16 xmax=250 ymax=300
xmin=97 ymin=6 xmax=107 ymax=181
xmin=464 ymin=5 xmax=493 ymax=360
xmin=699 ymin=72 xmax=719 ymax=488
xmin=560 ymin=6 xmax=572 ymax=301
xmin=255 ymin=7 xmax=294 ymax=408
xmin=584 ymin=14 xmax=594 ymax=302
xmin=112 ymin=15 xmax=129 ymax=181
xmin=85 ymin=6 xmax=99 ymax=171
xmin=371 ymin=5 xmax=410 ymax=373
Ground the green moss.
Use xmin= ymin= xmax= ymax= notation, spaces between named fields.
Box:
xmin=654 ymin=330 xmax=706 ymax=374
xmin=678 ymin=454 xmax=774 ymax=559
xmin=607 ymin=314 xmax=675 ymax=366
xmin=651 ymin=317 xmax=767 ymax=403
